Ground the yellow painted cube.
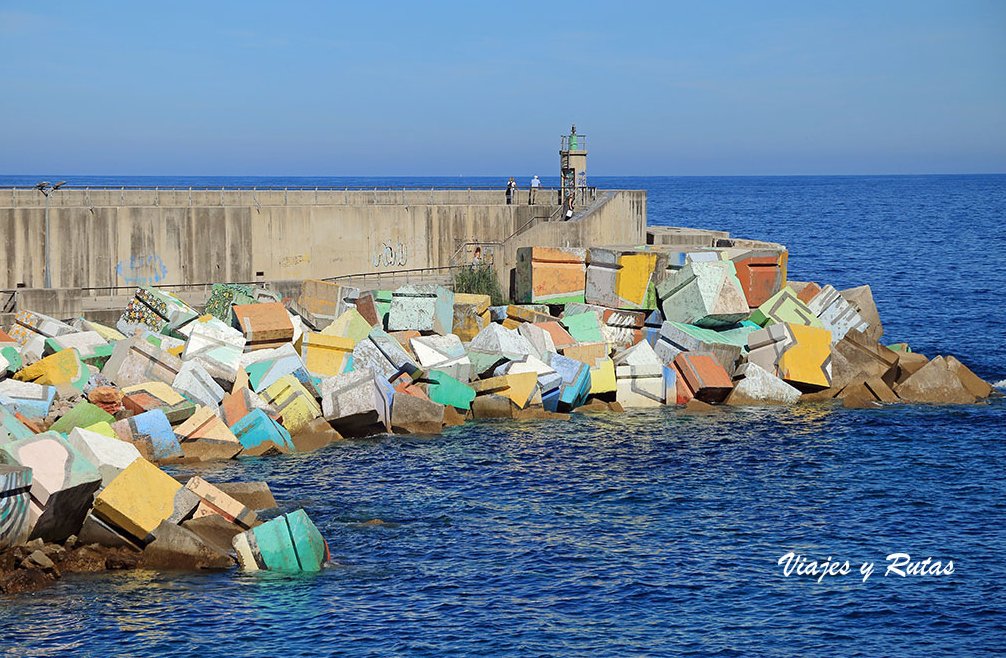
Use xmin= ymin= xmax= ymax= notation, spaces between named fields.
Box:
xmin=778 ymin=324 xmax=833 ymax=389
xmin=615 ymin=253 xmax=659 ymax=308
xmin=589 ymin=357 xmax=617 ymax=394
xmin=301 ymin=332 xmax=354 ymax=376
xmin=321 ymin=308 xmax=372 ymax=345
xmin=262 ymin=374 xmax=321 ymax=434
xmin=83 ymin=421 xmax=117 ymax=438
xmin=121 ymin=381 xmax=186 ymax=406
xmin=92 ymin=458 xmax=181 ymax=542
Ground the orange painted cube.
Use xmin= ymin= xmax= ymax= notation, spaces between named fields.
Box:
xmin=233 ymin=303 xmax=294 ymax=350
xmin=733 ymin=254 xmax=786 ymax=308
xmin=672 ymin=352 xmax=734 ymax=404
xmin=515 ymin=247 xmax=587 ymax=305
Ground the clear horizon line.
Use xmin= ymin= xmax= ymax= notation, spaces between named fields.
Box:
xmin=1 ymin=171 xmax=1004 ymax=179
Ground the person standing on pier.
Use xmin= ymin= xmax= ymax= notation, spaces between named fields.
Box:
xmin=528 ymin=175 xmax=540 ymax=205
xmin=505 ymin=177 xmax=517 ymax=205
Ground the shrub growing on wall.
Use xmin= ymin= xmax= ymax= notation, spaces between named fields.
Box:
xmin=454 ymin=264 xmax=505 ymax=306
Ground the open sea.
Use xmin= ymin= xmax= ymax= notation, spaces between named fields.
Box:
xmin=1 ymin=174 xmax=1004 ymax=657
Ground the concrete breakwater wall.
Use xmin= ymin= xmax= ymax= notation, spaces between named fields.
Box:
xmin=0 ymin=188 xmax=646 ymax=294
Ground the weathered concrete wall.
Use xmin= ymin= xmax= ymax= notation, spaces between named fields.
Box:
xmin=0 ymin=189 xmax=645 ymax=291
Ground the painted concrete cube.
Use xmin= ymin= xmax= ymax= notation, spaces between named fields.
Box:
xmin=233 ymin=509 xmax=327 ymax=573
xmin=515 ymin=246 xmax=587 ymax=305
xmin=0 ymin=432 xmax=102 ymax=542
xmin=657 ymin=261 xmax=750 ymax=328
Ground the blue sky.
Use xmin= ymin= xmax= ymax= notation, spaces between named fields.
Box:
xmin=1 ymin=1 xmax=1004 ymax=176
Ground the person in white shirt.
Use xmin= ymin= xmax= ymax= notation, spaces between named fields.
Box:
xmin=505 ymin=177 xmax=517 ymax=205
xmin=528 ymin=175 xmax=541 ymax=205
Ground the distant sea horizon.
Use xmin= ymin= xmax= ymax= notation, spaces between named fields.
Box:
xmin=1 ymin=172 xmax=1004 ymax=188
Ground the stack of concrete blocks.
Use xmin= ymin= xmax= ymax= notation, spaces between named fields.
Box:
xmin=563 ymin=342 xmax=616 ymax=398
xmin=586 ymin=247 xmax=668 ymax=310
xmin=0 ymin=432 xmax=102 ymax=542
xmin=242 ymin=343 xmax=310 ymax=394
xmin=654 ymin=321 xmax=759 ymax=376
xmin=320 ymin=369 xmax=391 ymax=437
xmin=300 ymin=332 xmax=355 ymax=378
xmin=747 ymin=323 xmax=833 ymax=392
xmin=467 ymin=323 xmax=535 ymax=378
xmin=425 ymin=370 xmax=477 ymax=411
xmin=411 ymin=334 xmax=472 ymax=383
xmin=233 ymin=509 xmax=327 ymax=573
xmin=172 ymin=406 xmax=243 ymax=461
xmin=0 ymin=379 xmax=56 ymax=419
xmin=121 ymin=381 xmax=196 ymax=423
xmin=87 ymin=457 xmax=245 ymax=567
xmin=726 ymin=362 xmax=802 ymax=405
xmin=353 ymin=328 xmax=420 ymax=382
xmin=173 ymin=360 xmax=226 ymax=409
xmin=8 ymin=310 xmax=78 ymax=359
xmin=748 ymin=287 xmax=825 ymax=329
xmin=805 ymin=285 xmax=869 ymax=345
xmin=452 ymin=293 xmax=492 ymax=342
xmin=672 ymin=352 xmax=735 ymax=404
xmin=470 ymin=371 xmax=542 ymax=418
xmin=839 ymin=285 xmax=884 ymax=343
xmin=657 ymin=261 xmax=750 ymax=328
xmin=44 ymin=331 xmax=112 ymax=369
xmin=294 ymin=280 xmax=359 ymax=331
xmin=67 ymin=426 xmax=143 ymax=486
xmin=102 ymin=337 xmax=183 ymax=388
xmin=544 ymin=353 xmax=592 ymax=412
xmin=112 ymin=409 xmax=184 ymax=461
xmin=13 ymin=348 xmax=90 ymax=394
xmin=260 ymin=374 xmax=322 ymax=435
xmin=229 ymin=408 xmax=296 ymax=456
xmin=388 ymin=285 xmax=454 ymax=335
xmin=117 ymin=287 xmax=198 ymax=338
xmin=612 ymin=341 xmax=666 ymax=407
xmin=501 ymin=304 xmax=556 ymax=330
xmin=0 ymin=329 xmax=23 ymax=377
xmin=233 ymin=302 xmax=295 ymax=351
xmin=181 ymin=317 xmax=246 ymax=386
xmin=515 ymin=247 xmax=588 ymax=305
xmin=0 ymin=464 xmax=33 ymax=549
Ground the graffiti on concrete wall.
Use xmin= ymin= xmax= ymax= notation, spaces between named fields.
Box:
xmin=373 ymin=241 xmax=408 ymax=268
xmin=116 ymin=254 xmax=168 ymax=286
xmin=280 ymin=254 xmax=311 ymax=268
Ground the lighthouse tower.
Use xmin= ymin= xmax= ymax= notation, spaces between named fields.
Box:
xmin=559 ymin=124 xmax=587 ymax=208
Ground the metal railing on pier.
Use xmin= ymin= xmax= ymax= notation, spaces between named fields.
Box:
xmin=0 ymin=185 xmax=594 ymax=209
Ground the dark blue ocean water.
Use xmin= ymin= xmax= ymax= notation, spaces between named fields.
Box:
xmin=1 ymin=175 xmax=1004 ymax=657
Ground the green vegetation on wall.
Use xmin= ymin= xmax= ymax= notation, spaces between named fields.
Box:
xmin=454 ymin=264 xmax=506 ymax=306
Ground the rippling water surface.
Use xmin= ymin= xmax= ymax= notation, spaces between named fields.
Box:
xmin=1 ymin=175 xmax=1004 ymax=656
